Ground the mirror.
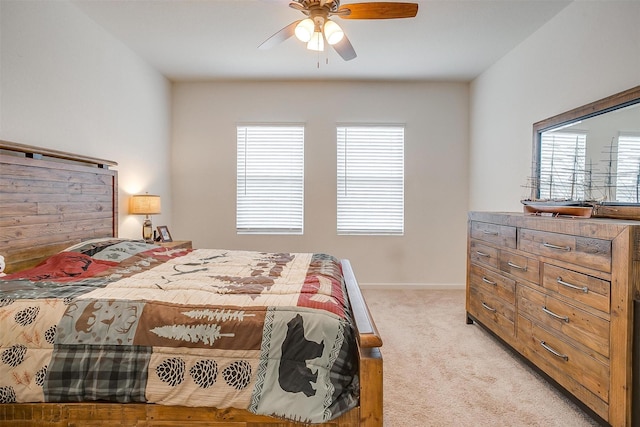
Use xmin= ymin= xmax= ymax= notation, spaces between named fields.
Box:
xmin=528 ymin=86 xmax=640 ymax=218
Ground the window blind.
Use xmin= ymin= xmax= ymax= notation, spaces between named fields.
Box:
xmin=236 ymin=125 xmax=304 ymax=234
xmin=337 ymin=125 xmax=404 ymax=235
xmin=539 ymin=131 xmax=587 ymax=200
xmin=615 ymin=133 xmax=640 ymax=203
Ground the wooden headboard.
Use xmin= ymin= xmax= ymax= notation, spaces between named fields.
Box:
xmin=0 ymin=141 xmax=118 ymax=273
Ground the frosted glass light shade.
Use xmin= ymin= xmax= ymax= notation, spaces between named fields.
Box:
xmin=129 ymin=194 xmax=161 ymax=215
xmin=295 ymin=18 xmax=314 ymax=42
xmin=324 ymin=20 xmax=344 ymax=45
xmin=307 ymin=31 xmax=324 ymax=51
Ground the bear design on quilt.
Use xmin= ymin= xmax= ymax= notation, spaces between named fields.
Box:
xmin=278 ymin=314 xmax=324 ymax=397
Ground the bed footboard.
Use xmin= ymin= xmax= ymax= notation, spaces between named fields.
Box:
xmin=0 ymin=403 xmax=362 ymax=426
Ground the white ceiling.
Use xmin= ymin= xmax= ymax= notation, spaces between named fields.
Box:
xmin=71 ymin=0 xmax=572 ymax=82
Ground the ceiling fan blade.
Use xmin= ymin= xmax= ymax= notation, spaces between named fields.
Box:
xmin=332 ymin=33 xmax=357 ymax=61
xmin=288 ymin=1 xmax=305 ymax=12
xmin=337 ymin=2 xmax=418 ymax=19
xmin=258 ymin=20 xmax=301 ymax=50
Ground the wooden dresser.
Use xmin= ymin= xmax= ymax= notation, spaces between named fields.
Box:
xmin=466 ymin=211 xmax=640 ymax=426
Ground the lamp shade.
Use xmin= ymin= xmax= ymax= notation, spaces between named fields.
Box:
xmin=129 ymin=194 xmax=161 ymax=215
xmin=324 ymin=20 xmax=344 ymax=45
xmin=295 ymin=18 xmax=314 ymax=42
xmin=307 ymin=31 xmax=324 ymax=51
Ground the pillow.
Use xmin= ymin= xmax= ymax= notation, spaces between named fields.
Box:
xmin=62 ymin=237 xmax=132 ymax=253
xmin=63 ymin=238 xmax=157 ymax=261
xmin=0 ymin=252 xmax=116 ymax=282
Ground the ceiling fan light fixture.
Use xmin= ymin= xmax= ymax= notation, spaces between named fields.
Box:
xmin=294 ymin=18 xmax=314 ymax=42
xmin=307 ymin=31 xmax=324 ymax=51
xmin=261 ymin=1 xmax=418 ymax=61
xmin=323 ymin=20 xmax=344 ymax=45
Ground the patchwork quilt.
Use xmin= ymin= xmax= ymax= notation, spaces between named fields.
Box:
xmin=0 ymin=240 xmax=359 ymax=423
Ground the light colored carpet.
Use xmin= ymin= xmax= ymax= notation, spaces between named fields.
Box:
xmin=362 ymin=289 xmax=602 ymax=427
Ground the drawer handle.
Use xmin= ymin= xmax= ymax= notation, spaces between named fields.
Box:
xmin=482 ymin=277 xmax=497 ymax=286
xmin=542 ymin=306 xmax=569 ymax=323
xmin=481 ymin=302 xmax=496 ymax=312
xmin=557 ymin=277 xmax=589 ymax=294
xmin=507 ymin=261 xmax=527 ymax=271
xmin=543 ymin=242 xmax=571 ymax=251
xmin=540 ymin=340 xmax=569 ymax=361
xmin=475 ymin=251 xmax=490 ymax=257
xmin=482 ymin=230 xmax=499 ymax=236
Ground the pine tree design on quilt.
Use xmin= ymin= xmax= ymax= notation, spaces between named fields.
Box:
xmin=151 ymin=323 xmax=234 ymax=346
xmin=183 ymin=308 xmax=256 ymax=322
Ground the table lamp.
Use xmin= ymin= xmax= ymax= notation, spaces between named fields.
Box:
xmin=129 ymin=194 xmax=161 ymax=243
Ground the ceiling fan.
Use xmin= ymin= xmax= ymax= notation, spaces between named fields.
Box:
xmin=258 ymin=0 xmax=419 ymax=61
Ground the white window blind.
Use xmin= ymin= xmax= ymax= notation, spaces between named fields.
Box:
xmin=615 ymin=133 xmax=640 ymax=203
xmin=236 ymin=125 xmax=304 ymax=234
xmin=539 ymin=131 xmax=587 ymax=200
xmin=337 ymin=125 xmax=404 ymax=235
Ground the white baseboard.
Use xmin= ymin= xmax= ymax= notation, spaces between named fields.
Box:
xmin=360 ymin=283 xmax=465 ymax=290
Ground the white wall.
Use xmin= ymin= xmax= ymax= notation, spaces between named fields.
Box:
xmin=9 ymin=1 xmax=634 ymax=287
xmin=470 ymin=1 xmax=640 ymax=211
xmin=0 ymin=0 xmax=172 ymax=238
xmin=171 ymin=81 xmax=469 ymax=285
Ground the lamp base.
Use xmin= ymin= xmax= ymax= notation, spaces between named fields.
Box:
xmin=142 ymin=217 xmax=153 ymax=243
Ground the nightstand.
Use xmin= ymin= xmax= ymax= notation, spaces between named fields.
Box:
xmin=156 ymin=240 xmax=192 ymax=250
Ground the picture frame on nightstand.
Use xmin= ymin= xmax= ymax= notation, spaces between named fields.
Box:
xmin=157 ymin=225 xmax=172 ymax=242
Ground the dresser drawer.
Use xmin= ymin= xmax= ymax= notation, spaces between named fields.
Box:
xmin=470 ymin=221 xmax=516 ymax=249
xmin=469 ymin=240 xmax=499 ymax=269
xmin=469 ymin=263 xmax=515 ymax=304
xmin=518 ymin=284 xmax=609 ymax=358
xmin=543 ymin=264 xmax=610 ymax=314
xmin=469 ymin=285 xmax=515 ymax=338
xmin=518 ymin=316 xmax=609 ymax=403
xmin=518 ymin=228 xmax=611 ymax=273
xmin=499 ymin=250 xmax=539 ymax=284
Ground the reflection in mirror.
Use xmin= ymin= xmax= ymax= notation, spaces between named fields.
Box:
xmin=527 ymin=86 xmax=640 ymax=215
xmin=538 ymin=102 xmax=640 ymax=203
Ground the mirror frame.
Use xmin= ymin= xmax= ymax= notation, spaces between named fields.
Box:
xmin=531 ymin=85 xmax=640 ymax=205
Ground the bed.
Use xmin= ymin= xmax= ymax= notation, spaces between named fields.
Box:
xmin=0 ymin=140 xmax=383 ymax=427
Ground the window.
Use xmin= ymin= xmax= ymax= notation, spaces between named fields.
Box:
xmin=236 ymin=125 xmax=304 ymax=234
xmin=337 ymin=125 xmax=404 ymax=235
xmin=615 ymin=133 xmax=640 ymax=203
xmin=539 ymin=131 xmax=587 ymax=200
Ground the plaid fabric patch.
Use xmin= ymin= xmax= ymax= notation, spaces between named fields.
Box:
xmin=44 ymin=344 xmax=151 ymax=403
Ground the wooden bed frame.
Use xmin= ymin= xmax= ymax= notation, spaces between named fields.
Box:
xmin=0 ymin=140 xmax=383 ymax=427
